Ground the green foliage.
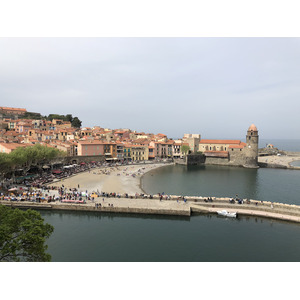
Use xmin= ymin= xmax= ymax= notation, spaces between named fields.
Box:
xmin=181 ymin=145 xmax=190 ymax=155
xmin=47 ymin=114 xmax=65 ymax=121
xmin=0 ymin=144 xmax=66 ymax=179
xmin=46 ymin=113 xmax=82 ymax=128
xmin=22 ymin=112 xmax=43 ymax=120
xmin=0 ymin=153 xmax=12 ymax=176
xmin=0 ymin=205 xmax=54 ymax=262
xmin=71 ymin=117 xmax=82 ymax=128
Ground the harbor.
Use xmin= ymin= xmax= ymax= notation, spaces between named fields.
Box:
xmin=3 ymin=192 xmax=300 ymax=223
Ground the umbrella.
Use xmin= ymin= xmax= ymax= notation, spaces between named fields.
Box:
xmin=8 ymin=188 xmax=18 ymax=191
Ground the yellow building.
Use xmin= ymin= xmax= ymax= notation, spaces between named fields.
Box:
xmin=131 ymin=145 xmax=149 ymax=161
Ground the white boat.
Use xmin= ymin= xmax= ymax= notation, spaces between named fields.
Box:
xmin=217 ymin=210 xmax=237 ymax=218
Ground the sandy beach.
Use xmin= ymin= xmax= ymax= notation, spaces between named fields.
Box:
xmin=51 ymin=163 xmax=172 ymax=195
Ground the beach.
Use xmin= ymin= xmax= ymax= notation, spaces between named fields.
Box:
xmin=51 ymin=163 xmax=172 ymax=195
xmin=4 ymin=160 xmax=300 ymax=223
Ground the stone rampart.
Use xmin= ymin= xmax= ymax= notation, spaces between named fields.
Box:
xmin=186 ymin=154 xmax=205 ymax=165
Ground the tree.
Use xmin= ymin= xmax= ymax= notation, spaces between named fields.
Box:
xmin=65 ymin=114 xmax=73 ymax=122
xmin=0 ymin=205 xmax=54 ymax=262
xmin=9 ymin=144 xmax=66 ymax=175
xmin=0 ymin=153 xmax=12 ymax=181
xmin=181 ymin=145 xmax=190 ymax=155
xmin=71 ymin=117 xmax=82 ymax=128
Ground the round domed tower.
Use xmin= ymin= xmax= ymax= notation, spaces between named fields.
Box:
xmin=245 ymin=124 xmax=259 ymax=167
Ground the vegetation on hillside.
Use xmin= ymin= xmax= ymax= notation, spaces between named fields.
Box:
xmin=16 ymin=112 xmax=82 ymax=128
xmin=46 ymin=114 xmax=82 ymax=128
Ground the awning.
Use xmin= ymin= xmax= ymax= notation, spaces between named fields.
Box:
xmin=52 ymin=170 xmax=62 ymax=174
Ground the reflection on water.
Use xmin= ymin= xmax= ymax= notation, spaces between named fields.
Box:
xmin=41 ymin=209 xmax=300 ymax=262
xmin=41 ymin=209 xmax=191 ymax=222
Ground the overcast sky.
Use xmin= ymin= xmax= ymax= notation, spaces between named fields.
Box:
xmin=1 ymin=37 xmax=300 ymax=140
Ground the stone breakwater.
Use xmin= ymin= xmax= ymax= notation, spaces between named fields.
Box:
xmin=3 ymin=194 xmax=300 ymax=223
xmin=258 ymin=154 xmax=300 ymax=170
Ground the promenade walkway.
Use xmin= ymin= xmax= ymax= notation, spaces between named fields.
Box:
xmin=3 ymin=194 xmax=300 ymax=223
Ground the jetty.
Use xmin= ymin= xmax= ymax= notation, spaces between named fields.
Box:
xmin=2 ymin=194 xmax=300 ymax=223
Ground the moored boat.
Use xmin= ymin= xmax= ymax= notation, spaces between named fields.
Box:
xmin=217 ymin=210 xmax=237 ymax=218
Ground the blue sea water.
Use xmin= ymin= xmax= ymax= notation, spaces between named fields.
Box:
xmin=259 ymin=139 xmax=300 ymax=152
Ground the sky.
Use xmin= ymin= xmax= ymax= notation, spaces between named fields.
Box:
xmin=1 ymin=37 xmax=300 ymax=140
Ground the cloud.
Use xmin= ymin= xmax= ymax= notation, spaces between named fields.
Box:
xmin=0 ymin=38 xmax=300 ymax=139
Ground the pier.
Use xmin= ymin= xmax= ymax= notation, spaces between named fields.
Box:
xmin=3 ymin=194 xmax=300 ymax=223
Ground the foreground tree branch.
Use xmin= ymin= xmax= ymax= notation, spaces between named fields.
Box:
xmin=0 ymin=205 xmax=54 ymax=262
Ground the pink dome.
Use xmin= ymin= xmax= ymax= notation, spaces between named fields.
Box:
xmin=248 ymin=124 xmax=258 ymax=131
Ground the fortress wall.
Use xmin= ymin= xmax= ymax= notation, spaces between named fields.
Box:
xmin=186 ymin=155 xmax=205 ymax=165
xmin=204 ymin=157 xmax=229 ymax=165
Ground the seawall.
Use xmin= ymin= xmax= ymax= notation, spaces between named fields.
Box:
xmin=3 ymin=194 xmax=300 ymax=223
xmin=0 ymin=199 xmax=191 ymax=217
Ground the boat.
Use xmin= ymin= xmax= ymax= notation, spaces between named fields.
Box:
xmin=217 ymin=210 xmax=237 ymax=218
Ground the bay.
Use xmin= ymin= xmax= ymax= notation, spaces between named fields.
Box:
xmin=142 ymin=164 xmax=300 ymax=205
xmin=42 ymin=210 xmax=300 ymax=262
xmin=42 ymin=139 xmax=300 ymax=262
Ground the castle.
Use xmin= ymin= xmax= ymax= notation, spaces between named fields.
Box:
xmin=187 ymin=124 xmax=259 ymax=168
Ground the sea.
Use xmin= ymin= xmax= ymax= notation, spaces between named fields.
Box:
xmin=41 ymin=139 xmax=300 ymax=262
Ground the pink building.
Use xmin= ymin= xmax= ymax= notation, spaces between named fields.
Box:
xmin=77 ymin=141 xmax=106 ymax=156
xmin=0 ymin=142 xmax=29 ymax=154
xmin=149 ymin=141 xmax=174 ymax=158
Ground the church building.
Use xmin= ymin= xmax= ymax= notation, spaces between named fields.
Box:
xmin=195 ymin=124 xmax=259 ymax=168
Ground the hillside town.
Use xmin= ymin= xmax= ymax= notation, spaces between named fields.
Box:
xmin=0 ymin=106 xmax=262 ymax=169
xmin=0 ymin=106 xmax=194 ymax=161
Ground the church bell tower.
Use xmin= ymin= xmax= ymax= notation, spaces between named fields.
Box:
xmin=245 ymin=124 xmax=259 ymax=167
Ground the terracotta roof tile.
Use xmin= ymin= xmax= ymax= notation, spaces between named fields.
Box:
xmin=200 ymin=139 xmax=241 ymax=144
